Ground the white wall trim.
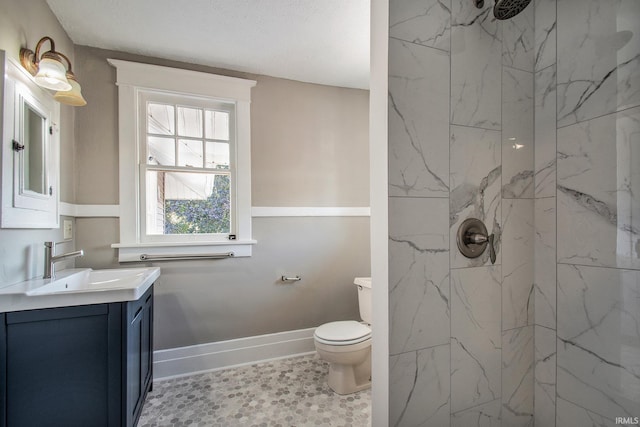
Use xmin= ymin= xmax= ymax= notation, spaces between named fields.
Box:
xmin=252 ymin=207 xmax=371 ymax=217
xmin=59 ymin=203 xmax=370 ymax=218
xmin=108 ymin=58 xmax=255 ymax=249
xmin=370 ymin=0 xmax=389 ymax=424
xmin=106 ymin=59 xmax=256 ymax=102
xmin=60 ymin=202 xmax=120 ymax=217
xmin=153 ymin=327 xmax=316 ymax=381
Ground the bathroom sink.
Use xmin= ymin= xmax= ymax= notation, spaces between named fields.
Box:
xmin=0 ymin=267 xmax=160 ymax=313
xmin=27 ymin=268 xmax=160 ymax=295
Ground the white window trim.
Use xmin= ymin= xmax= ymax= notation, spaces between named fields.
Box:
xmin=108 ymin=59 xmax=256 ymax=261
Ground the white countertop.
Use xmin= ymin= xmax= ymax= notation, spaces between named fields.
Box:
xmin=0 ymin=267 xmax=160 ymax=313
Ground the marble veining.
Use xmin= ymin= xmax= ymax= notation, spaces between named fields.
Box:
xmin=558 ymin=186 xmax=616 ymax=225
xmin=450 ymin=0 xmax=502 ymax=130
xmin=556 ymin=398 xmax=616 ymax=427
xmin=389 ymin=38 xmax=450 ymax=198
xmin=451 ymin=266 xmax=502 ymax=412
xmin=502 ymin=326 xmax=534 ymax=427
xmin=450 ymin=126 xmax=502 ymax=268
xmin=534 ymin=198 xmax=556 ymax=330
xmin=502 ymin=0 xmax=534 ymax=72
xmin=502 ymin=200 xmax=534 ymax=330
xmin=557 ymin=107 xmax=640 ymax=269
xmin=557 ymin=264 xmax=640 ymax=420
xmin=389 ymin=345 xmax=451 ymax=427
xmin=534 ymin=0 xmax=556 ymax=72
xmin=534 ymin=65 xmax=556 ymax=198
xmin=389 ymin=0 xmax=451 ymax=51
xmin=557 ymin=0 xmax=640 ymax=127
xmin=535 ymin=326 xmax=557 ymax=427
xmin=389 ymin=198 xmax=450 ymax=355
xmin=451 ymin=399 xmax=502 ymax=427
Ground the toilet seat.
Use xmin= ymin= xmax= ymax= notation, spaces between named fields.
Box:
xmin=314 ymin=321 xmax=371 ymax=346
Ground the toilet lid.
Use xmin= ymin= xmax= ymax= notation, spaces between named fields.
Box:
xmin=314 ymin=321 xmax=371 ymax=345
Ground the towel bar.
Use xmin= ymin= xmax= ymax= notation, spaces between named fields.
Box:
xmin=135 ymin=252 xmax=234 ymax=262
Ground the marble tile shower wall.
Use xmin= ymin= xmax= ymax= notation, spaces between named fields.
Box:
xmin=388 ymin=0 xmax=535 ymax=425
xmin=551 ymin=0 xmax=640 ymax=426
xmin=533 ymin=0 xmax=557 ymax=426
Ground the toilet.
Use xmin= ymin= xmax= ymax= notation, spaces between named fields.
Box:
xmin=314 ymin=277 xmax=372 ymax=395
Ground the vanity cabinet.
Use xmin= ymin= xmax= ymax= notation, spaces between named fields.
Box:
xmin=0 ymin=285 xmax=153 ymax=427
xmin=125 ymin=285 xmax=154 ymax=427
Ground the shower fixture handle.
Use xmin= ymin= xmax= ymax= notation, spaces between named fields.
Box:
xmin=467 ymin=233 xmax=488 ymax=244
xmin=488 ymin=233 xmax=496 ymax=264
xmin=456 ymin=218 xmax=497 ymax=264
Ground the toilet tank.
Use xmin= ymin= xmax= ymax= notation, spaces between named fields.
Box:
xmin=354 ymin=277 xmax=372 ymax=324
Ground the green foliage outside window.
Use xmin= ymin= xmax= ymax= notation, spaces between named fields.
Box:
xmin=164 ymin=175 xmax=230 ymax=234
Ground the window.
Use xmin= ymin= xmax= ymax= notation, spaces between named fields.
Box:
xmin=141 ymin=92 xmax=235 ymax=241
xmin=108 ymin=59 xmax=256 ymax=261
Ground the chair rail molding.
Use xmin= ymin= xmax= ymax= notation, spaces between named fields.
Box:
xmin=59 ymin=203 xmax=371 ymax=218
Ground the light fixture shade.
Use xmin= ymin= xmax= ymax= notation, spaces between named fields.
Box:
xmin=34 ymin=57 xmax=72 ymax=91
xmin=54 ymin=78 xmax=87 ymax=106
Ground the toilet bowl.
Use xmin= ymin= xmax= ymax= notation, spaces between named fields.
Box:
xmin=314 ymin=277 xmax=372 ymax=395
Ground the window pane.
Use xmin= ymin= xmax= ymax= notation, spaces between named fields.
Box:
xmin=147 ymin=103 xmax=175 ymax=135
xmin=205 ymin=110 xmax=229 ymax=140
xmin=147 ymin=136 xmax=175 ymax=166
xmin=177 ymin=107 xmax=203 ymax=138
xmin=205 ymin=141 xmax=230 ymax=169
xmin=146 ymin=170 xmax=230 ymax=235
xmin=178 ymin=139 xmax=204 ymax=168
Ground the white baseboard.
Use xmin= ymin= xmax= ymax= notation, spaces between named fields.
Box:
xmin=153 ymin=327 xmax=317 ymax=381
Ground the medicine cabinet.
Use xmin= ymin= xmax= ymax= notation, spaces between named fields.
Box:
xmin=1 ymin=50 xmax=59 ymax=228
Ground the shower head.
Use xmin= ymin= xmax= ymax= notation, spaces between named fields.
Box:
xmin=493 ymin=0 xmax=532 ymax=20
xmin=473 ymin=0 xmax=532 ymax=20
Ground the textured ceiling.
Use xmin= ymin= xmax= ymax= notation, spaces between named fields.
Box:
xmin=46 ymin=0 xmax=370 ymax=89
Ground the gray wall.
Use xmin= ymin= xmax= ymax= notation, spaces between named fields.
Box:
xmin=251 ymin=76 xmax=369 ymax=207
xmin=72 ymin=46 xmax=370 ymax=350
xmin=0 ymin=0 xmax=77 ymax=288
xmin=387 ymin=0 xmax=535 ymax=425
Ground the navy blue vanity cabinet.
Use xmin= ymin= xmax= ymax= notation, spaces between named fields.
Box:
xmin=125 ymin=286 xmax=154 ymax=427
xmin=0 ymin=285 xmax=154 ymax=427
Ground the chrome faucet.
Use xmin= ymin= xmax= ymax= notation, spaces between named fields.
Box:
xmin=44 ymin=241 xmax=84 ymax=279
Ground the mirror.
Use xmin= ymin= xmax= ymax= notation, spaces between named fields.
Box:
xmin=1 ymin=50 xmax=59 ymax=228
xmin=23 ymin=101 xmax=47 ymax=195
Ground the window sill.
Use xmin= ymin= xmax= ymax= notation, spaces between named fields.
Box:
xmin=112 ymin=240 xmax=256 ymax=262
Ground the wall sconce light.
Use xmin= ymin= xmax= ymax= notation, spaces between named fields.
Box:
xmin=52 ymin=53 xmax=87 ymax=107
xmin=19 ymin=36 xmax=86 ymax=106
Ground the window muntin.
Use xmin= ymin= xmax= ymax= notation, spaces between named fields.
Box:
xmin=140 ymin=92 xmax=235 ymax=242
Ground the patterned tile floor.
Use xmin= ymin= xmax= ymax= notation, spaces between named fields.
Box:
xmin=138 ymin=353 xmax=371 ymax=427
